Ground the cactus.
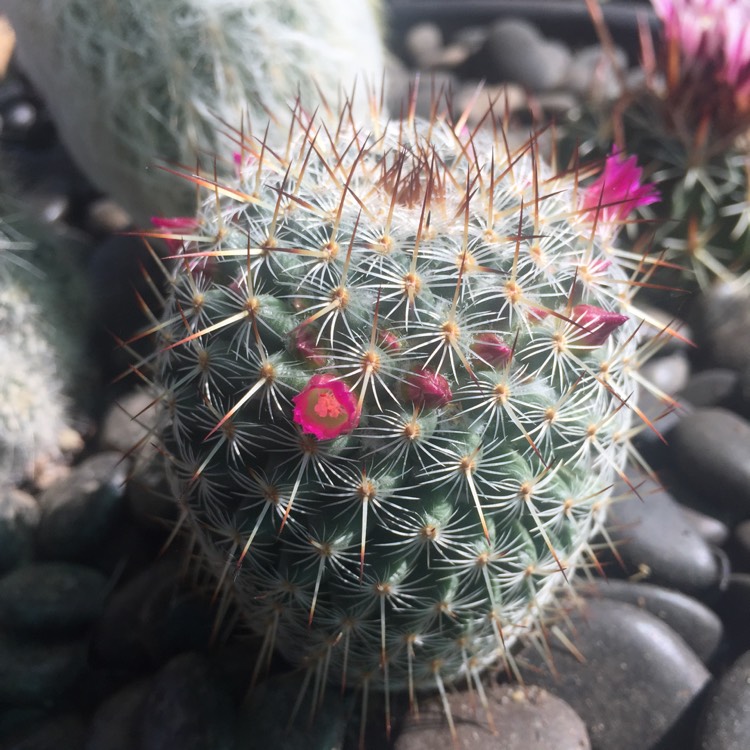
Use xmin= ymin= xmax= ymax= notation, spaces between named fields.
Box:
xmin=0 ymin=0 xmax=385 ymax=224
xmin=564 ymin=0 xmax=750 ymax=292
xmin=138 ymin=95 xmax=660 ymax=730
xmin=0 ymin=207 xmax=73 ymax=484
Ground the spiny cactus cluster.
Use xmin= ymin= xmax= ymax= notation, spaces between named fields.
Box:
xmin=566 ymin=0 xmax=750 ymax=291
xmin=0 ymin=0 xmax=385 ymax=223
xmin=140 ymin=95 xmax=659 ymax=723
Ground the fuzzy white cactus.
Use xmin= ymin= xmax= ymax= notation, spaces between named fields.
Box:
xmin=0 ymin=0 xmax=385 ymax=223
xmin=0 ymin=214 xmax=70 ymax=484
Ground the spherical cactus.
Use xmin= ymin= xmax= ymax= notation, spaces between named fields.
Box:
xmin=144 ymin=99 xmax=657 ymax=709
xmin=1 ymin=0 xmax=385 ymax=224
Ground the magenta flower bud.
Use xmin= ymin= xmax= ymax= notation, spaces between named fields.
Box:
xmin=571 ymin=304 xmax=629 ymax=346
xmin=404 ymin=368 xmax=453 ymax=408
xmin=292 ymin=375 xmax=360 ymax=440
xmin=376 ymin=329 xmax=402 ymax=353
xmin=472 ymin=333 xmax=512 ymax=367
xmin=289 ymin=328 xmax=327 ymax=367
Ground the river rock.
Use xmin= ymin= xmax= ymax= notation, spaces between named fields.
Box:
xmin=0 ymin=488 xmax=39 ymax=573
xmin=394 ymin=683 xmax=590 ymax=750
xmin=0 ymin=561 xmax=108 ymax=633
xmin=579 ymin=579 xmax=723 ymax=664
xmin=36 ymin=452 xmax=129 ymax=561
xmin=518 ymin=598 xmax=710 ymax=750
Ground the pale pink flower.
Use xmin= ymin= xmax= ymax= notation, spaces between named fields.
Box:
xmin=292 ymin=374 xmax=359 ymax=440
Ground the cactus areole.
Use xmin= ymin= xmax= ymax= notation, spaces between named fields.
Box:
xmin=150 ymin=101 xmax=646 ymax=697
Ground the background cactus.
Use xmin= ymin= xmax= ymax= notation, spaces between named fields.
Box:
xmin=0 ymin=0 xmax=385 ymax=224
xmin=141 ymin=94 xmax=660 ymax=725
xmin=0 ymin=198 xmax=88 ymax=484
xmin=563 ymin=0 xmax=750 ymax=295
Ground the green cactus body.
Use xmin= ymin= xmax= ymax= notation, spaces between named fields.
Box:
xmin=149 ymin=107 xmax=643 ymax=698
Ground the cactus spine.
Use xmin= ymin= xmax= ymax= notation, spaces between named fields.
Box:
xmin=140 ymin=95 xmax=658 ymax=718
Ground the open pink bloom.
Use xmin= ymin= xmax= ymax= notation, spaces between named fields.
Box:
xmin=570 ymin=304 xmax=629 ymax=346
xmin=292 ymin=375 xmax=359 ymax=440
xmin=404 ymin=368 xmax=453 ymax=408
xmin=581 ymin=149 xmax=660 ymax=225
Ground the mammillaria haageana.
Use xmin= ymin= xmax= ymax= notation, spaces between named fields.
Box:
xmin=134 ymin=94 xmax=666 ymax=734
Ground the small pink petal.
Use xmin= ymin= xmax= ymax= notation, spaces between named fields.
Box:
xmin=404 ymin=368 xmax=453 ymax=408
xmin=292 ymin=375 xmax=359 ymax=440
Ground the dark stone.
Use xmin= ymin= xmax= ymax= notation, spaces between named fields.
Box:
xmin=0 ymin=489 xmax=39 ymax=574
xmin=0 ymin=631 xmax=88 ymax=705
xmin=728 ymin=520 xmax=750 ymax=573
xmin=579 ymin=580 xmax=723 ymax=664
xmin=238 ymin=672 xmax=353 ymax=750
xmin=517 ymin=598 xmax=710 ymax=750
xmin=485 ymin=19 xmax=571 ymax=91
xmin=668 ymin=408 xmax=750 ymax=517
xmin=0 ymin=562 xmax=108 ymax=633
xmin=605 ymin=472 xmax=721 ymax=597
xmin=86 ymin=679 xmax=151 ymax=750
xmin=90 ymin=557 xmax=214 ymax=671
xmin=36 ymin=453 xmax=129 ymax=561
xmin=678 ymin=505 xmax=730 ymax=547
xmin=715 ymin=574 xmax=750 ymax=652
xmin=393 ymin=683 xmax=590 ymax=750
xmin=139 ymin=653 xmax=235 ymax=750
xmin=690 ymin=283 xmax=750 ymax=372
xmin=677 ymin=369 xmax=739 ymax=410
xmin=0 ymin=713 xmax=88 ymax=750
xmin=695 ymin=650 xmax=750 ymax=750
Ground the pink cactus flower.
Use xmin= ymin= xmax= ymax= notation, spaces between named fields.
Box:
xmin=471 ymin=333 xmax=512 ymax=367
xmin=581 ymin=149 xmax=660 ymax=225
xmin=404 ymin=368 xmax=453 ymax=408
xmin=570 ymin=304 xmax=629 ymax=346
xmin=292 ymin=375 xmax=359 ymax=440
